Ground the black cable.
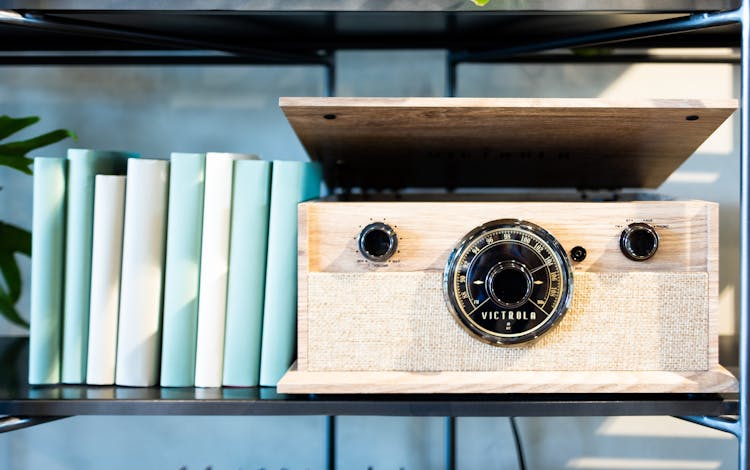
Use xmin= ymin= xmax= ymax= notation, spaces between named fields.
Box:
xmin=445 ymin=416 xmax=456 ymax=470
xmin=326 ymin=415 xmax=336 ymax=470
xmin=509 ymin=416 xmax=527 ymax=470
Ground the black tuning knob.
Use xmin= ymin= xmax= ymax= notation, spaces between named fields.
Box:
xmin=358 ymin=222 xmax=398 ymax=262
xmin=620 ymin=223 xmax=659 ymax=261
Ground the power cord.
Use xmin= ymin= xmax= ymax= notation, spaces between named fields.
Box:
xmin=509 ymin=416 xmax=527 ymax=470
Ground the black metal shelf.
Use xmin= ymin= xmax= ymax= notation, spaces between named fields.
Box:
xmin=0 ymin=338 xmax=739 ymax=418
xmin=0 ymin=6 xmax=740 ymax=60
xmin=0 ymin=2 xmax=746 ymax=466
xmin=0 ymin=1 xmax=740 ymax=11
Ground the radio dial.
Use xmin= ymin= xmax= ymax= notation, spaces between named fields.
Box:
xmin=358 ymin=222 xmax=398 ymax=262
xmin=620 ymin=222 xmax=659 ymax=261
xmin=444 ymin=219 xmax=573 ymax=345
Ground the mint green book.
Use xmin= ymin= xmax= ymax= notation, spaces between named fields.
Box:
xmin=160 ymin=152 xmax=206 ymax=387
xmin=28 ymin=157 xmax=67 ymax=385
xmin=259 ymin=160 xmax=321 ymax=386
xmin=222 ymin=160 xmax=271 ymax=387
xmin=61 ymin=149 xmax=136 ymax=384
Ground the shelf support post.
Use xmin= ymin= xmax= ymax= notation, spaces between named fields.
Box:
xmin=677 ymin=416 xmax=740 ymax=437
xmin=454 ymin=9 xmax=741 ymax=63
xmin=325 ymin=54 xmax=336 ymax=98
xmin=0 ymin=416 xmax=68 ymax=433
xmin=445 ymin=51 xmax=457 ymax=97
xmin=740 ymin=1 xmax=750 ymax=467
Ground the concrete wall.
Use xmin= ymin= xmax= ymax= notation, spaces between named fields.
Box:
xmin=0 ymin=50 xmax=740 ymax=469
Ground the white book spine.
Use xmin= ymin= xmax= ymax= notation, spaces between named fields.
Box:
xmin=86 ymin=175 xmax=126 ymax=385
xmin=194 ymin=152 xmax=257 ymax=387
xmin=115 ymin=159 xmax=169 ymax=387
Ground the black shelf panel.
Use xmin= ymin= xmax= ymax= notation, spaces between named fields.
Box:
xmin=0 ymin=338 xmax=738 ymax=417
xmin=0 ymin=391 xmax=739 ymax=418
xmin=0 ymin=9 xmax=740 ymax=55
xmin=0 ymin=0 xmax=740 ymax=12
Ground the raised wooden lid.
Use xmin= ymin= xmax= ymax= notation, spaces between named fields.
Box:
xmin=281 ymin=97 xmax=737 ymax=190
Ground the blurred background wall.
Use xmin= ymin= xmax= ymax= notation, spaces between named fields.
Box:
xmin=0 ymin=50 xmax=740 ymax=469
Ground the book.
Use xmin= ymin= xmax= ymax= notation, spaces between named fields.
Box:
xmin=62 ymin=149 xmax=135 ymax=384
xmin=28 ymin=157 xmax=67 ymax=385
xmin=259 ymin=160 xmax=322 ymax=386
xmin=115 ymin=159 xmax=169 ymax=387
xmin=222 ymin=160 xmax=271 ymax=387
xmin=85 ymin=175 xmax=126 ymax=385
xmin=194 ymin=152 xmax=257 ymax=387
xmin=160 ymin=152 xmax=206 ymax=387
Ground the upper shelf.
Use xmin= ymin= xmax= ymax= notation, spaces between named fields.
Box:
xmin=0 ymin=0 xmax=740 ymax=12
xmin=0 ymin=2 xmax=741 ymax=55
xmin=0 ymin=0 xmax=741 ymax=12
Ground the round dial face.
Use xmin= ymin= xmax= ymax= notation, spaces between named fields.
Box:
xmin=444 ymin=219 xmax=573 ymax=345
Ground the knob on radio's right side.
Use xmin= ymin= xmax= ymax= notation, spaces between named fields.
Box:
xmin=620 ymin=222 xmax=659 ymax=261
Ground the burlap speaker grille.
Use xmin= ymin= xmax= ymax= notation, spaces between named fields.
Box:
xmin=306 ymin=271 xmax=709 ymax=372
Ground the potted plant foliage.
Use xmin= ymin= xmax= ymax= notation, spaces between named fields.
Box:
xmin=0 ymin=116 xmax=75 ymax=328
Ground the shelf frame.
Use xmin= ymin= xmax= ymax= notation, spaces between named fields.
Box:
xmin=737 ymin=1 xmax=749 ymax=465
xmin=446 ymin=9 xmax=742 ymax=96
xmin=0 ymin=3 xmax=747 ymax=467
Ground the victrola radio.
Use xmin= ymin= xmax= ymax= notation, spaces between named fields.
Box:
xmin=277 ymin=97 xmax=739 ymax=394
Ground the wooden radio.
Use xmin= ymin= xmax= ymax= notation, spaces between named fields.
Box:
xmin=276 ymin=97 xmax=738 ymax=394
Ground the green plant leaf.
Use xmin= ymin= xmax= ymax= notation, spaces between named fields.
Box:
xmin=0 ymin=222 xmax=31 ymax=255
xmin=0 ymin=252 xmax=21 ymax=303
xmin=0 ymin=155 xmax=33 ymax=175
xmin=471 ymin=0 xmax=491 ymax=5
xmin=0 ymin=115 xmax=39 ymax=141
xmin=0 ymin=290 xmax=29 ymax=329
xmin=0 ymin=129 xmax=77 ymax=157
xmin=0 ymin=117 xmax=73 ymax=330
xmin=0 ymin=223 xmax=31 ymax=305
xmin=0 ymin=336 xmax=27 ymax=389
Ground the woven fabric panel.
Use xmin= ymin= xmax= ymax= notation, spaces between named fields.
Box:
xmin=306 ymin=271 xmax=709 ymax=372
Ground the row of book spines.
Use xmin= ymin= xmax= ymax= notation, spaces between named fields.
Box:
xmin=168 ymin=153 xmax=272 ymax=388
xmin=29 ymin=149 xmax=135 ymax=386
xmin=150 ymin=156 xmax=323 ymax=388
xmin=28 ymin=150 xmax=322 ymax=387
xmin=167 ymin=156 xmax=322 ymax=388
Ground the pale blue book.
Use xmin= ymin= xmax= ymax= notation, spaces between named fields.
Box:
xmin=259 ymin=160 xmax=322 ymax=386
xmin=29 ymin=157 xmax=67 ymax=385
xmin=160 ymin=152 xmax=206 ymax=387
xmin=222 ymin=160 xmax=271 ymax=387
xmin=62 ymin=149 xmax=135 ymax=384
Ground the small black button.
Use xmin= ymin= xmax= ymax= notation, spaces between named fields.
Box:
xmin=620 ymin=223 xmax=659 ymax=261
xmin=570 ymin=246 xmax=587 ymax=262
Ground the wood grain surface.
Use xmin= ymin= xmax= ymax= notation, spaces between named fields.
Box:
xmin=281 ymin=97 xmax=737 ymax=189
xmin=294 ymin=200 xmax=722 ymax=393
xmin=302 ymin=201 xmax=714 ymax=273
xmin=277 ymin=363 xmax=738 ymax=394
